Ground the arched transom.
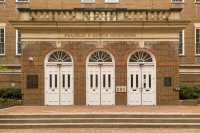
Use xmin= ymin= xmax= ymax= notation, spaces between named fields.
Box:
xmin=48 ymin=51 xmax=72 ymax=62
xmin=129 ymin=51 xmax=153 ymax=62
xmin=89 ymin=51 xmax=112 ymax=62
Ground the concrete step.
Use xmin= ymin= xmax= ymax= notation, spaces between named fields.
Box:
xmin=0 ymin=123 xmax=200 ymax=129
xmin=1 ymin=118 xmax=200 ymax=123
xmin=1 ymin=114 xmax=200 ymax=118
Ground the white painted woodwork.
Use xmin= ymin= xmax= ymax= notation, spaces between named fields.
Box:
xmin=46 ymin=66 xmax=59 ymax=105
xmin=87 ymin=65 xmax=115 ymax=105
xmin=60 ymin=66 xmax=73 ymax=105
xmin=101 ymin=66 xmax=114 ymax=105
xmin=87 ymin=66 xmax=101 ymax=105
xmin=127 ymin=66 xmax=141 ymax=105
xmin=142 ymin=66 xmax=154 ymax=105
xmin=46 ymin=65 xmax=73 ymax=105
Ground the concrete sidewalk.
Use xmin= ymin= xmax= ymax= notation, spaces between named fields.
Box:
xmin=0 ymin=106 xmax=200 ymax=114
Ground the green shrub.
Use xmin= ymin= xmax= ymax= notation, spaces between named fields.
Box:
xmin=179 ymin=85 xmax=200 ymax=100
xmin=0 ymin=87 xmax=21 ymax=99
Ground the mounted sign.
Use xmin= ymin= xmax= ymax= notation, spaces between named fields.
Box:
xmin=164 ymin=77 xmax=171 ymax=86
xmin=116 ymin=86 xmax=126 ymax=92
xmin=27 ymin=75 xmax=38 ymax=88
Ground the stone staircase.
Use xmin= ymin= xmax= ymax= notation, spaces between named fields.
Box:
xmin=0 ymin=114 xmax=200 ymax=129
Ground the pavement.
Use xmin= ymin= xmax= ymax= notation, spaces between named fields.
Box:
xmin=0 ymin=105 xmax=200 ymax=114
xmin=0 ymin=106 xmax=200 ymax=133
xmin=0 ymin=128 xmax=200 ymax=133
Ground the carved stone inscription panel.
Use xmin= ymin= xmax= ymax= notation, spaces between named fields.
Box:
xmin=64 ymin=34 xmax=136 ymax=38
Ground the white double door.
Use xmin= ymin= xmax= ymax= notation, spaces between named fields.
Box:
xmin=46 ymin=65 xmax=73 ymax=105
xmin=87 ymin=65 xmax=115 ymax=105
xmin=128 ymin=65 xmax=155 ymax=105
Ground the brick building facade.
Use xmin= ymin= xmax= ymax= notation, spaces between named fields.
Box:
xmin=0 ymin=0 xmax=199 ymax=106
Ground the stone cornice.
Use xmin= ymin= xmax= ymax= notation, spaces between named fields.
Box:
xmin=10 ymin=21 xmax=190 ymax=33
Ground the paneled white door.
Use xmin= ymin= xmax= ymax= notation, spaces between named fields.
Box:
xmin=87 ymin=66 xmax=101 ymax=105
xmin=87 ymin=65 xmax=114 ymax=105
xmin=46 ymin=66 xmax=60 ymax=105
xmin=128 ymin=66 xmax=141 ymax=105
xmin=46 ymin=65 xmax=73 ymax=105
xmin=101 ymin=66 xmax=115 ymax=105
xmin=141 ymin=66 xmax=154 ymax=105
xmin=128 ymin=65 xmax=154 ymax=105
xmin=60 ymin=66 xmax=73 ymax=105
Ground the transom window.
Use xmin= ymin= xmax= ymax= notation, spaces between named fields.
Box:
xmin=196 ymin=29 xmax=200 ymax=55
xmin=0 ymin=28 xmax=5 ymax=55
xmin=48 ymin=51 xmax=72 ymax=62
xmin=16 ymin=30 xmax=21 ymax=55
xmin=89 ymin=51 xmax=112 ymax=62
xmin=179 ymin=30 xmax=184 ymax=55
xmin=171 ymin=0 xmax=184 ymax=2
xmin=129 ymin=51 xmax=153 ymax=62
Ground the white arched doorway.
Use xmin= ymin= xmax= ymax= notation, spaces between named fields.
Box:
xmin=86 ymin=50 xmax=115 ymax=105
xmin=127 ymin=49 xmax=156 ymax=105
xmin=44 ymin=50 xmax=74 ymax=105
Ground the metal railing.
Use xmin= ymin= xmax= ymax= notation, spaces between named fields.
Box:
xmin=1 ymin=93 xmax=23 ymax=109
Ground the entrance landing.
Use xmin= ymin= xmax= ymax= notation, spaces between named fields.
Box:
xmin=0 ymin=106 xmax=200 ymax=114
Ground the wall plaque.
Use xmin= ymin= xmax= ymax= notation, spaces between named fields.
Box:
xmin=164 ymin=77 xmax=171 ymax=86
xmin=27 ymin=75 xmax=38 ymax=88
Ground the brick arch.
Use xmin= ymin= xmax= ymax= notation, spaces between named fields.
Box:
xmin=41 ymin=45 xmax=77 ymax=64
xmin=83 ymin=45 xmax=118 ymax=65
xmin=124 ymin=45 xmax=160 ymax=65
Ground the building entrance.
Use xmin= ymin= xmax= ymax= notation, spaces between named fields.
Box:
xmin=127 ymin=51 xmax=156 ymax=105
xmin=45 ymin=51 xmax=74 ymax=105
xmin=86 ymin=51 xmax=115 ymax=105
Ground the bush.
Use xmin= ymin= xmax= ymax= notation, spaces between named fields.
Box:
xmin=0 ymin=87 xmax=21 ymax=99
xmin=179 ymin=85 xmax=200 ymax=100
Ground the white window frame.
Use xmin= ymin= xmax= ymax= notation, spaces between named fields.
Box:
xmin=0 ymin=27 xmax=5 ymax=55
xmin=16 ymin=30 xmax=21 ymax=55
xmin=81 ymin=0 xmax=95 ymax=3
xmin=179 ymin=30 xmax=184 ymax=55
xmin=105 ymin=0 xmax=118 ymax=2
xmin=0 ymin=0 xmax=5 ymax=2
xmin=195 ymin=28 xmax=200 ymax=55
xmin=16 ymin=0 xmax=29 ymax=2
xmin=171 ymin=0 xmax=184 ymax=2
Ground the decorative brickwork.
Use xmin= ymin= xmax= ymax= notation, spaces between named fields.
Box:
xmin=180 ymin=74 xmax=200 ymax=85
xmin=179 ymin=100 xmax=198 ymax=106
xmin=0 ymin=75 xmax=21 ymax=88
xmin=62 ymin=41 xmax=97 ymax=63
xmin=22 ymin=42 xmax=55 ymax=62
xmin=104 ymin=41 xmax=138 ymax=62
xmin=115 ymin=66 xmax=127 ymax=105
xmin=21 ymin=65 xmax=44 ymax=106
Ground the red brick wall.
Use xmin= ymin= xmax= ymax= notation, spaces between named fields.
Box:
xmin=21 ymin=41 xmax=180 ymax=106
xmin=180 ymin=74 xmax=200 ymax=85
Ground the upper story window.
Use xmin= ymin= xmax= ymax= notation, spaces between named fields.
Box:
xmin=0 ymin=0 xmax=5 ymax=2
xmin=179 ymin=30 xmax=184 ymax=55
xmin=0 ymin=28 xmax=5 ymax=55
xmin=82 ymin=0 xmax=94 ymax=2
xmin=196 ymin=28 xmax=200 ymax=55
xmin=105 ymin=0 xmax=118 ymax=2
xmin=16 ymin=0 xmax=29 ymax=2
xmin=16 ymin=30 xmax=21 ymax=55
xmin=171 ymin=0 xmax=184 ymax=2
xmin=196 ymin=0 xmax=200 ymax=2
